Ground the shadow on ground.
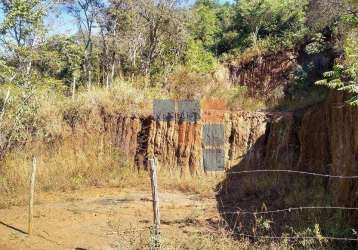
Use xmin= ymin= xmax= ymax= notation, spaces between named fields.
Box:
xmin=214 ymin=128 xmax=356 ymax=249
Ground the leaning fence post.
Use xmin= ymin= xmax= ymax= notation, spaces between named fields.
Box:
xmin=149 ymin=158 xmax=160 ymax=248
xmin=28 ymin=156 xmax=37 ymax=235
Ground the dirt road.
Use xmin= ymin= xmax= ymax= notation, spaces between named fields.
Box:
xmin=0 ymin=187 xmax=222 ymax=250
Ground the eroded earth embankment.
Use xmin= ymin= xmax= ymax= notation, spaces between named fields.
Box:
xmin=111 ymin=90 xmax=357 ymax=229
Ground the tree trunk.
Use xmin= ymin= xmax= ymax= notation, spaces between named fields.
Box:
xmin=88 ymin=70 xmax=92 ymax=89
xmin=26 ymin=60 xmax=32 ymax=86
xmin=83 ymin=60 xmax=88 ymax=88
xmin=72 ymin=76 xmax=76 ymax=100
xmin=26 ymin=61 xmax=32 ymax=76
xmin=102 ymin=65 xmax=105 ymax=86
xmin=111 ymin=62 xmax=115 ymax=86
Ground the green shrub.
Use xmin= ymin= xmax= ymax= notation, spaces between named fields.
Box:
xmin=316 ymin=29 xmax=358 ymax=105
xmin=185 ymin=39 xmax=218 ymax=73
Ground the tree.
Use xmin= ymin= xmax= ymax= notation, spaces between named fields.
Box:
xmin=190 ymin=0 xmax=220 ymax=50
xmin=108 ymin=0 xmax=146 ymax=76
xmin=136 ymin=0 xmax=187 ymax=77
xmin=237 ymin=0 xmax=307 ymax=42
xmin=63 ymin=0 xmax=104 ymax=88
xmin=307 ymin=0 xmax=358 ymax=31
xmin=189 ymin=0 xmax=237 ymax=55
xmin=0 ymin=0 xmax=47 ymax=84
xmin=107 ymin=0 xmax=188 ymax=80
xmin=36 ymin=36 xmax=83 ymax=86
xmin=185 ymin=39 xmax=217 ymax=73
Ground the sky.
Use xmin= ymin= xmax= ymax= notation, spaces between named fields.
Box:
xmin=45 ymin=6 xmax=77 ymax=36
xmin=2 ymin=0 xmax=235 ymax=37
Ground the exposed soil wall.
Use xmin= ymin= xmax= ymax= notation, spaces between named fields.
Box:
xmin=112 ymin=90 xmax=357 ymax=226
xmin=227 ymin=50 xmax=298 ymax=97
xmin=114 ymin=92 xmax=357 ymax=181
xmin=216 ymin=90 xmax=357 ymax=231
xmin=226 ymin=47 xmax=335 ymax=100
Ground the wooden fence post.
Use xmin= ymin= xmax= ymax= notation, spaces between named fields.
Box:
xmin=28 ymin=156 xmax=37 ymax=235
xmin=149 ymin=158 xmax=160 ymax=248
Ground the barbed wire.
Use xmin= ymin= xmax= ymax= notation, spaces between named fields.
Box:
xmin=218 ymin=206 xmax=358 ymax=215
xmin=234 ymin=233 xmax=358 ymax=242
xmin=226 ymin=169 xmax=358 ymax=179
xmin=114 ymin=226 xmax=358 ymax=242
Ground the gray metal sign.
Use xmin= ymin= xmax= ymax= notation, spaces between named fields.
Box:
xmin=153 ymin=99 xmax=176 ymax=121
xmin=203 ymin=149 xmax=225 ymax=172
xmin=153 ymin=99 xmax=200 ymax=122
xmin=177 ymin=100 xmax=201 ymax=122
xmin=203 ymin=124 xmax=225 ymax=146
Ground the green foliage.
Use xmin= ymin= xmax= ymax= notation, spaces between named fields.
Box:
xmin=0 ymin=0 xmax=45 ymax=43
xmin=185 ymin=39 xmax=217 ymax=73
xmin=0 ymin=60 xmax=15 ymax=83
xmin=191 ymin=0 xmax=221 ymax=49
xmin=304 ymin=33 xmax=327 ymax=55
xmin=37 ymin=36 xmax=84 ymax=85
xmin=0 ymin=0 xmax=48 ymax=87
xmin=189 ymin=0 xmax=309 ymax=61
xmin=286 ymin=224 xmax=329 ymax=249
xmin=190 ymin=0 xmax=239 ymax=56
xmin=0 ymin=0 xmax=355 ymax=106
xmin=316 ymin=29 xmax=358 ymax=105
xmin=0 ymin=86 xmax=40 ymax=158
xmin=231 ymin=0 xmax=308 ymax=52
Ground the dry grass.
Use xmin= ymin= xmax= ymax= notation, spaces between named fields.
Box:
xmin=101 ymin=185 xmax=285 ymax=250
xmin=77 ymin=80 xmax=169 ymax=116
xmin=158 ymin=169 xmax=223 ymax=199
xmin=0 ymin=133 xmax=144 ymax=208
xmin=0 ymin=79 xmax=219 ymax=209
xmin=0 ymin=130 xmax=222 ymax=209
xmin=114 ymin=229 xmax=255 ymax=250
xmin=208 ymin=86 xmax=267 ymax=111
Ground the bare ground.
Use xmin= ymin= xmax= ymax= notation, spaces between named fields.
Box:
xmin=0 ymin=187 xmax=230 ymax=250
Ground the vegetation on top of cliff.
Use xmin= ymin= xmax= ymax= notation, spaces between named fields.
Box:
xmin=316 ymin=29 xmax=358 ymax=105
xmin=314 ymin=1 xmax=358 ymax=105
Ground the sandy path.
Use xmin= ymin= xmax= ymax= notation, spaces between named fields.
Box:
xmin=0 ymin=187 xmax=221 ymax=250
